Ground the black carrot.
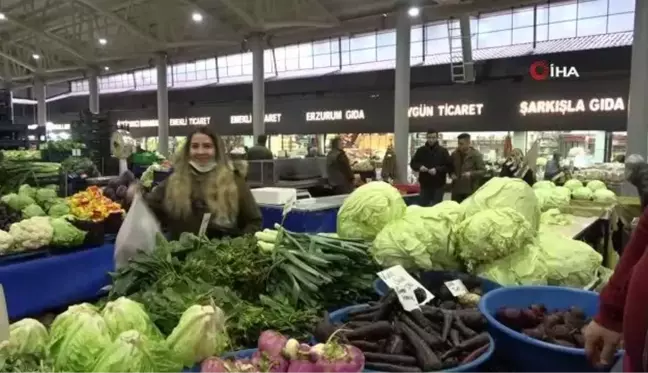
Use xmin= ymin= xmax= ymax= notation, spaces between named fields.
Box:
xmin=397 ymin=321 xmax=442 ymax=371
xmin=399 ymin=314 xmax=443 ymax=347
xmin=454 ymin=314 xmax=477 ymax=338
xmin=348 ymin=304 xmax=381 ymax=317
xmin=461 ymin=343 xmax=490 ymax=364
xmin=385 ymin=325 xmax=404 ymax=355
xmin=441 ymin=310 xmax=453 ymax=341
xmin=449 ymin=328 xmax=461 ymax=347
xmin=364 ymin=362 xmax=423 ymax=372
xmin=348 ymin=340 xmax=382 ymax=352
xmin=363 ymin=352 xmax=418 ymax=365
xmin=441 ymin=333 xmax=490 ymax=360
xmin=345 ymin=320 xmax=393 ymax=341
xmin=373 ymin=290 xmax=398 ymax=322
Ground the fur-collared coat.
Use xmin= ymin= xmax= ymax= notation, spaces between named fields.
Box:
xmin=146 ymin=157 xmax=261 ymax=239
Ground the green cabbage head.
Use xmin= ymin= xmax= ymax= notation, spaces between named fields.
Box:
xmin=572 ymin=186 xmax=593 ymax=200
xmin=461 ymin=177 xmax=541 ymax=231
xmin=533 ymin=180 xmax=555 ymax=189
xmin=371 ymin=202 xmax=463 ymax=271
xmin=49 ymin=303 xmax=100 ymax=347
xmin=564 ymin=179 xmax=583 ymax=191
xmin=35 ymin=188 xmax=57 ymax=206
xmin=165 ymin=305 xmax=229 ymax=366
xmin=50 ymin=217 xmax=86 ymax=247
xmin=22 ymin=204 xmax=45 ymax=219
xmin=476 ymin=244 xmax=548 ymax=286
xmin=18 ymin=185 xmax=35 ymax=199
xmin=586 ymin=180 xmax=607 ymax=192
xmin=49 ymin=305 xmax=112 ymax=372
xmin=8 ymin=318 xmax=49 ymax=358
xmin=48 ymin=203 xmax=71 ymax=218
xmin=337 ymin=181 xmax=406 ymax=240
xmin=91 ymin=330 xmax=182 ymax=372
xmin=534 ymin=186 xmax=571 ymax=211
xmin=101 ymin=297 xmax=163 ymax=340
xmin=535 ymin=232 xmax=602 ymax=288
xmin=593 ymin=189 xmax=617 ymax=204
xmin=4 ymin=193 xmax=35 ymax=211
xmin=453 ymin=207 xmax=535 ymax=268
xmin=540 ymin=208 xmax=572 ymax=226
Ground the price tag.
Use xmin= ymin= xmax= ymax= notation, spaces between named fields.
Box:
xmin=378 ymin=265 xmax=435 ymax=312
xmin=444 ymin=279 xmax=469 ymax=297
xmin=282 ymin=195 xmax=297 ymax=217
xmin=72 ymin=149 xmax=82 ymax=156
xmin=198 ymin=213 xmax=212 ymax=236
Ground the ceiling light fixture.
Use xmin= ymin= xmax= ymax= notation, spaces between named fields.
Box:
xmin=32 ymin=54 xmax=40 ymax=60
xmin=98 ymin=38 xmax=107 ymax=45
xmin=0 ymin=13 xmax=6 ymax=20
xmin=408 ymin=7 xmax=420 ymax=17
xmin=191 ymin=12 xmax=203 ymax=23
xmin=104 ymin=66 xmax=110 ymax=71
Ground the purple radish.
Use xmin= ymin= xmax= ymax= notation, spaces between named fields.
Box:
xmin=258 ymin=330 xmax=289 ymax=357
xmin=287 ymin=342 xmax=319 ymax=372
xmin=200 ymin=357 xmax=229 ymax=372
xmin=252 ymin=350 xmax=289 ymax=372
xmin=310 ymin=342 xmax=365 ymax=372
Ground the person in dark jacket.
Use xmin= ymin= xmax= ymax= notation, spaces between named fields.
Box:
xmin=246 ymin=135 xmax=273 ymax=160
xmin=500 ymin=148 xmax=535 ymax=186
xmin=626 ymin=154 xmax=648 ymax=211
xmin=326 ymin=137 xmax=355 ymax=195
xmin=450 ymin=133 xmax=485 ymax=203
xmin=410 ymin=130 xmax=453 ymax=206
xmin=544 ymin=153 xmax=565 ymax=184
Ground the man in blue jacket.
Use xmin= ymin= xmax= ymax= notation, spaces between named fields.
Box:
xmin=410 ymin=130 xmax=453 ymax=206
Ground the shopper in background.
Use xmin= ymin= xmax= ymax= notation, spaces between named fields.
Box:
xmin=326 ymin=136 xmax=355 ymax=195
xmin=409 ymin=130 xmax=452 ymax=206
xmin=381 ymin=144 xmax=397 ymax=182
xmin=544 ymin=153 xmax=565 ymax=184
xmin=625 ymin=154 xmax=648 ymax=211
xmin=136 ymin=127 xmax=262 ymax=239
xmin=450 ymin=133 xmax=485 ymax=203
xmin=500 ymin=148 xmax=535 ymax=186
xmin=246 ymin=135 xmax=274 ymax=160
xmin=584 ymin=204 xmax=648 ymax=372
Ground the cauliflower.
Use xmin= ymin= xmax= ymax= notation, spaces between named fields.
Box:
xmin=9 ymin=217 xmax=53 ymax=250
xmin=0 ymin=230 xmax=13 ymax=253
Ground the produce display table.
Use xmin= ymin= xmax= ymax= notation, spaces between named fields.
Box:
xmin=260 ymin=193 xmax=419 ymax=232
xmin=0 ymin=244 xmax=114 ymax=320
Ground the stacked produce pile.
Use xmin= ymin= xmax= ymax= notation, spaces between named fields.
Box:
xmin=533 ymin=179 xmax=617 ymax=209
xmin=0 ymin=161 xmax=61 ymax=195
xmin=60 ymin=156 xmax=101 ymax=178
xmin=0 ymin=297 xmax=230 ymax=372
xmin=313 ymin=282 xmax=490 ymax=372
xmin=110 ymin=228 xmax=379 ymax=349
xmin=102 ymin=171 xmax=136 ymax=206
xmin=0 ymin=184 xmax=86 ymax=254
xmin=337 ymin=179 xmax=610 ymax=289
xmin=496 ymin=304 xmax=588 ymax=348
xmin=201 ymin=330 xmax=366 ymax=373
xmin=67 ymin=186 xmax=123 ymax=222
xmin=1 ymin=150 xmax=41 ymax=161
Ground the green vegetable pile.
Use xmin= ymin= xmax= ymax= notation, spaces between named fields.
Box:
xmin=364 ymin=177 xmax=607 ymax=289
xmin=1 ymin=298 xmax=230 ymax=372
xmin=110 ymin=229 xmax=378 ymax=349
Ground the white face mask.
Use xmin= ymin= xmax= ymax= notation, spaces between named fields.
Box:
xmin=189 ymin=160 xmax=217 ymax=173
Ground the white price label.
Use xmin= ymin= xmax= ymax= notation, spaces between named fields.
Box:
xmin=378 ymin=265 xmax=435 ymax=311
xmin=198 ymin=213 xmax=212 ymax=236
xmin=444 ymin=279 xmax=469 ymax=297
xmin=282 ymin=195 xmax=297 ymax=217
xmin=72 ymin=149 xmax=81 ymax=156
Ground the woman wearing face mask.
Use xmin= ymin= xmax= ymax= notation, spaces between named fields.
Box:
xmin=499 ymin=148 xmax=535 ymax=186
xmin=141 ymin=127 xmax=262 ymax=239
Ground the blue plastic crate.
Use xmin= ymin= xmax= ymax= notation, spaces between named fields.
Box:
xmin=478 ymin=285 xmax=623 ymax=372
xmin=327 ymin=304 xmax=495 ymax=372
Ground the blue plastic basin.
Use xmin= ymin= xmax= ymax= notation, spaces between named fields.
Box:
xmin=328 ymin=304 xmax=495 ymax=372
xmin=186 ymin=348 xmax=258 ymax=372
xmin=478 ymin=285 xmax=622 ymax=372
xmin=373 ymin=271 xmax=501 ymax=297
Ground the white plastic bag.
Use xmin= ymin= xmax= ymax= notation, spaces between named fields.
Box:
xmin=114 ymin=192 xmax=161 ymax=269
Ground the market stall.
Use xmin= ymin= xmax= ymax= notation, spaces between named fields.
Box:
xmin=0 ymin=243 xmax=113 ymax=320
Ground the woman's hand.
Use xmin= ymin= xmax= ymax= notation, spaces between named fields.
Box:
xmin=583 ymin=320 xmax=622 ymax=368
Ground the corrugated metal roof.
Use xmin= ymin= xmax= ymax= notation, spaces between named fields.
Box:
xmin=425 ymin=31 xmax=633 ymax=66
